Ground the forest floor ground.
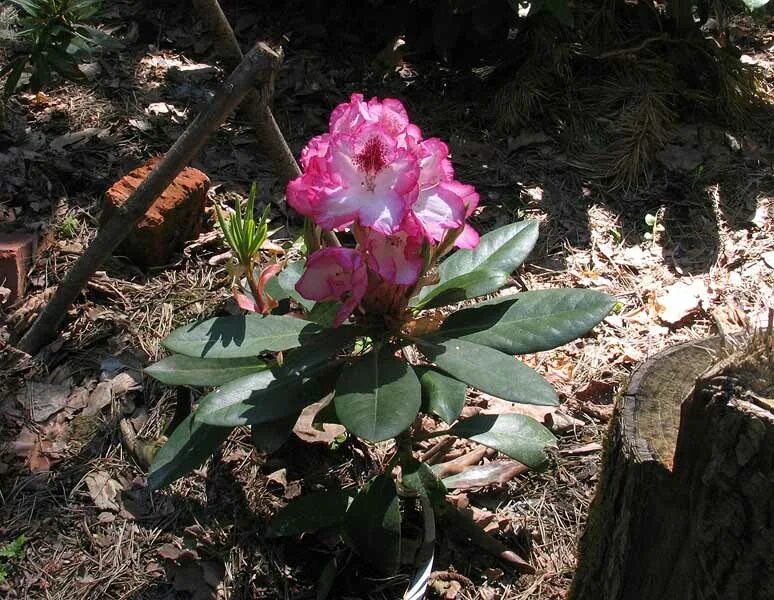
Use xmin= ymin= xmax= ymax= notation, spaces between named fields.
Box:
xmin=1 ymin=2 xmax=773 ymax=599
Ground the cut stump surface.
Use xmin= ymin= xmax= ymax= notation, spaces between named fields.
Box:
xmin=571 ymin=333 xmax=774 ymax=600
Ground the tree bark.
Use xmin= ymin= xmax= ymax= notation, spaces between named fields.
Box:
xmin=570 ymin=334 xmax=774 ymax=600
xmin=16 ymin=43 xmax=282 ymax=355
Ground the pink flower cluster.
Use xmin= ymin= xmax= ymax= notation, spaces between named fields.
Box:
xmin=287 ymin=94 xmax=480 ymax=326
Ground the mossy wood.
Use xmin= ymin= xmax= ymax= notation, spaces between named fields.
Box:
xmin=571 ymin=333 xmax=774 ymax=600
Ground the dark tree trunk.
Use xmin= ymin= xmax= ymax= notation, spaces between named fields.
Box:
xmin=571 ymin=333 xmax=774 ymax=600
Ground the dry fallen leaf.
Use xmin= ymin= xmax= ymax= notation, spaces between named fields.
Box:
xmin=85 ymin=471 xmax=123 ymax=511
xmin=576 ymin=379 xmax=617 ymax=404
xmin=83 ymin=382 xmax=113 ymax=416
xmin=19 ymin=382 xmax=70 ymax=422
xmin=480 ymin=396 xmax=557 ymax=423
xmin=653 ymin=279 xmax=710 ymax=325
xmin=441 ymin=460 xmax=528 ymax=490
xmin=293 ymin=402 xmax=346 ymax=445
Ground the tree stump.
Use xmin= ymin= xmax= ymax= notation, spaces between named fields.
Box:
xmin=571 ymin=333 xmax=774 ymax=600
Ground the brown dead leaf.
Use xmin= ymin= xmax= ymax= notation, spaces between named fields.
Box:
xmin=430 ymin=579 xmax=462 ymax=599
xmin=653 ymin=279 xmax=710 ymax=325
xmin=266 ymin=468 xmax=288 ymax=490
xmin=83 ymin=382 xmax=113 ymax=416
xmin=576 ymin=379 xmax=616 ymax=404
xmin=109 ymin=371 xmax=142 ymax=396
xmin=85 ymin=471 xmax=123 ymax=511
xmin=561 ymin=442 xmax=603 ymax=456
xmin=66 ymin=387 xmax=90 ymax=412
xmin=441 ymin=460 xmax=528 ymax=490
xmin=545 ymin=411 xmax=584 ymax=433
xmin=293 ymin=401 xmax=346 ymax=445
xmin=168 ymin=560 xmax=224 ymax=600
xmin=480 ymin=396 xmax=557 ymax=423
xmin=28 ymin=439 xmax=53 ymax=472
xmin=158 ymin=543 xmax=199 ymax=562
xmin=19 ymin=382 xmax=70 ymax=422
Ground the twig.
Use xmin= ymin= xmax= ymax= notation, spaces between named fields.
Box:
xmin=192 ymin=0 xmax=340 ymax=248
xmin=17 ymin=43 xmax=282 ymax=355
xmin=592 ymin=35 xmax=668 ymax=59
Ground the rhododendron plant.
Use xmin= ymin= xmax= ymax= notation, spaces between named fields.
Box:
xmin=144 ymin=94 xmax=614 ymax=594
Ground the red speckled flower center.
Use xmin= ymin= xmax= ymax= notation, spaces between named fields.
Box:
xmin=355 ymin=136 xmax=388 ymax=190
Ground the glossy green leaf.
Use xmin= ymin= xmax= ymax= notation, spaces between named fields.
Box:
xmin=305 ymin=301 xmax=341 ymax=328
xmin=413 ymin=269 xmax=509 ymax=309
xmin=742 ymin=0 xmax=770 ymax=10
xmin=418 ymin=221 xmax=538 ymax=303
xmin=418 ymin=338 xmax=558 ymax=406
xmin=263 ymin=260 xmax=312 ymax=309
xmin=401 ymin=458 xmax=447 ymax=506
xmin=448 ymin=413 xmax=556 ymax=469
xmin=162 ymin=314 xmax=322 ymax=359
xmin=343 ymin=474 xmax=401 ymax=574
xmin=334 ymin=348 xmax=421 ymax=442
xmin=266 ymin=490 xmax=353 ymax=537
xmin=251 ymin=414 xmax=299 ymax=454
xmin=416 ymin=366 xmax=467 ymax=424
xmin=144 ymin=355 xmax=267 ymax=387
xmin=439 ymin=289 xmax=615 ymax=354
xmin=279 ymin=325 xmax=358 ymax=376
xmin=148 ymin=413 xmax=231 ymax=490
xmin=195 ymin=368 xmax=333 ymax=427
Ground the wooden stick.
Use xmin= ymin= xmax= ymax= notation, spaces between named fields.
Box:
xmin=191 ymin=0 xmax=340 ymax=247
xmin=17 ymin=43 xmax=282 ymax=354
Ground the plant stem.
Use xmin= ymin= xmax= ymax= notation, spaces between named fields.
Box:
xmin=244 ymin=263 xmax=263 ymax=310
xmin=413 ymin=429 xmax=452 ymax=443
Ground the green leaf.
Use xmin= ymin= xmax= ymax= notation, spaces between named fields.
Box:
xmin=418 ymin=220 xmax=539 ymax=302
xmin=194 ymin=368 xmax=332 ymax=427
xmin=279 ymin=325 xmax=358 ymax=376
xmin=418 ymin=338 xmax=559 ymax=406
xmin=305 ymin=301 xmax=341 ymax=328
xmin=413 ymin=269 xmax=509 ymax=309
xmin=9 ymin=0 xmax=40 ymax=17
xmin=334 ymin=347 xmax=421 ymax=442
xmin=448 ymin=413 xmax=556 ymax=469
xmin=144 ymin=355 xmax=267 ymax=387
xmin=438 ymin=289 xmax=614 ymax=354
xmin=742 ymin=0 xmax=771 ymax=9
xmin=282 ymin=261 xmax=314 ymax=309
xmin=3 ymin=58 xmax=27 ymax=97
xmin=401 ymin=458 xmax=447 ymax=506
xmin=343 ymin=474 xmax=401 ymax=574
xmin=251 ymin=414 xmax=298 ymax=454
xmin=148 ymin=413 xmax=231 ymax=490
xmin=267 ymin=490 xmax=353 ymax=537
xmin=416 ymin=366 xmax=467 ymax=424
xmin=162 ymin=314 xmax=322 ymax=359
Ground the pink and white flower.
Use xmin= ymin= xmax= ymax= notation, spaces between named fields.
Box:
xmin=295 ymin=248 xmax=368 ymax=326
xmin=288 ymin=93 xmax=481 ymax=325
xmin=363 ymin=215 xmax=424 ymax=286
xmin=409 ymin=138 xmax=480 ymax=248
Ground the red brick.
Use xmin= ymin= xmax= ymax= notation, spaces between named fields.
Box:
xmin=101 ymin=158 xmax=210 ymax=267
xmin=0 ymin=233 xmax=37 ymax=304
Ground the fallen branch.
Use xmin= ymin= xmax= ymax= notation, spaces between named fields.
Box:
xmin=192 ymin=0 xmax=340 ymax=247
xmin=17 ymin=43 xmax=282 ymax=355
